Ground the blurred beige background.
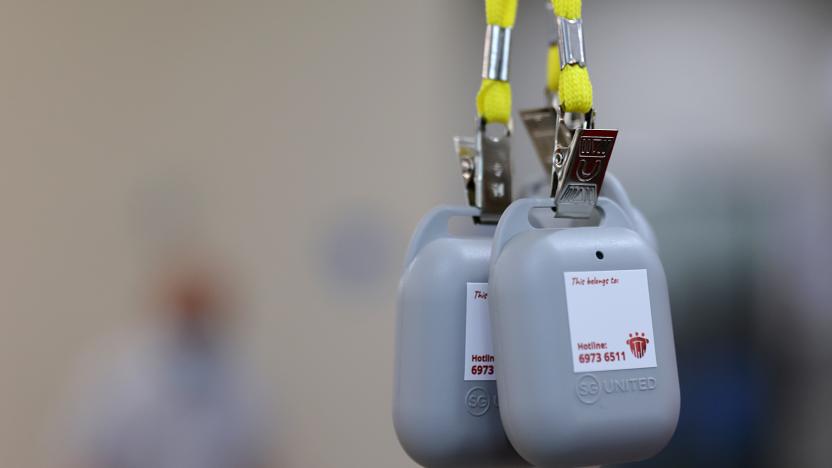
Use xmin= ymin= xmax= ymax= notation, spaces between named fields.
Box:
xmin=0 ymin=1 xmax=481 ymax=466
xmin=1 ymin=0 xmax=830 ymax=467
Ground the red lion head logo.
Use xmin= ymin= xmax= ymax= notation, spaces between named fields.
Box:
xmin=626 ymin=332 xmax=650 ymax=359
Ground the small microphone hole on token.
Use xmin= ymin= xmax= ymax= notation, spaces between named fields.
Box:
xmin=595 ymin=251 xmax=604 ymax=260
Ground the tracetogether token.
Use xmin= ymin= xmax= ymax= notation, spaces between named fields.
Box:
xmin=394 ymin=206 xmax=525 ymax=467
xmin=487 ymin=197 xmax=680 ymax=467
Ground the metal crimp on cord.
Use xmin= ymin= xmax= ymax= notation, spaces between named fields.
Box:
xmin=557 ymin=17 xmax=586 ymax=68
xmin=482 ymin=25 xmax=512 ymax=81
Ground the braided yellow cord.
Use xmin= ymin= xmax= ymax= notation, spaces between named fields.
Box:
xmin=547 ymin=44 xmax=560 ymax=93
xmin=485 ymin=0 xmax=518 ymax=27
xmin=552 ymin=0 xmax=592 ymax=113
xmin=559 ymin=66 xmax=593 ymax=114
xmin=553 ymin=0 xmax=582 ymax=20
xmin=477 ymin=79 xmax=512 ymax=124
xmin=477 ymin=0 xmax=517 ymax=124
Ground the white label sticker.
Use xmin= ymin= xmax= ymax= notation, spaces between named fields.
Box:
xmin=464 ymin=283 xmax=496 ymax=381
xmin=564 ymin=269 xmax=657 ymax=373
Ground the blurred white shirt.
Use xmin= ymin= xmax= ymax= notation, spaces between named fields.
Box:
xmin=64 ymin=326 xmax=270 ymax=468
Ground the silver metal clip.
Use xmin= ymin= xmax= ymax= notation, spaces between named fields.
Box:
xmin=454 ymin=122 xmax=512 ymax=224
xmin=519 ymin=106 xmax=573 ymax=175
xmin=552 ymin=118 xmax=617 ymax=218
xmin=521 ymin=102 xmax=615 ymax=218
xmin=519 ymin=96 xmax=594 ymax=171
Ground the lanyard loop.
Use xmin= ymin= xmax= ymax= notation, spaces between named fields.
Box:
xmin=476 ymin=0 xmax=518 ymax=125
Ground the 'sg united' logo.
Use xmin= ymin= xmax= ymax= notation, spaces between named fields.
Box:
xmin=626 ymin=332 xmax=650 ymax=359
xmin=575 ymin=374 xmax=601 ymax=404
xmin=465 ymin=387 xmax=493 ymax=416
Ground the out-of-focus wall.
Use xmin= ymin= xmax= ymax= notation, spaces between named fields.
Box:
xmin=0 ymin=1 xmax=480 ymax=467
xmin=0 ymin=1 xmax=830 ymax=467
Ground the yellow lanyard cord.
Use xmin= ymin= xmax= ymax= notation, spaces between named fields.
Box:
xmin=554 ymin=0 xmax=581 ymax=19
xmin=553 ymin=0 xmax=593 ymax=114
xmin=547 ymin=42 xmax=560 ymax=95
xmin=476 ymin=0 xmax=518 ymax=125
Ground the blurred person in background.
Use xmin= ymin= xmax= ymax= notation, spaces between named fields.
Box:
xmin=60 ymin=253 xmax=274 ymax=468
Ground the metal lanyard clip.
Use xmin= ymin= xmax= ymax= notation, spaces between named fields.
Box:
xmin=552 ymin=108 xmax=617 ymax=218
xmin=454 ymin=122 xmax=512 ymax=224
xmin=519 ymin=93 xmax=570 ymax=176
xmin=520 ymin=105 xmax=618 ymax=218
